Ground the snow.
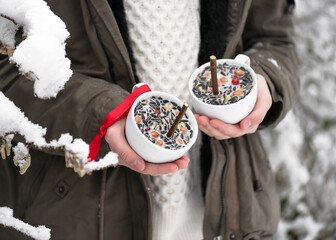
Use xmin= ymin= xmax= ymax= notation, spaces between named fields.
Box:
xmin=12 ymin=35 xmax=72 ymax=99
xmin=4 ymin=134 xmax=14 ymax=149
xmin=261 ymin=112 xmax=309 ymax=204
xmin=0 ymin=91 xmax=118 ymax=171
xmin=12 ymin=142 xmax=30 ymax=174
xmin=0 ymin=91 xmax=119 ymax=234
xmin=0 ymin=0 xmax=117 ymax=238
xmin=0 ymin=0 xmax=72 ymax=99
xmin=0 ymin=88 xmax=119 ymax=174
xmin=267 ymin=58 xmax=280 ymax=70
xmin=253 ymin=42 xmax=264 ymax=48
xmin=278 ymin=216 xmax=323 ymax=240
xmin=0 ymin=92 xmax=119 ymax=172
xmin=0 ymin=91 xmax=47 ymax=145
xmin=261 ymin=0 xmax=336 ymax=238
xmin=48 ymin=133 xmax=73 ymax=148
xmin=0 ymin=17 xmax=18 ymax=48
xmin=64 ymin=138 xmax=90 ymax=162
xmin=0 ymin=207 xmax=50 ymax=240
xmin=84 ymin=152 xmax=119 ymax=171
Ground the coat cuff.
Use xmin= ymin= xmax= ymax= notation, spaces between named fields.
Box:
xmin=250 ymin=59 xmax=284 ymax=129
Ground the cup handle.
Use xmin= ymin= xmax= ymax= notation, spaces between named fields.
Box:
xmin=234 ymin=54 xmax=250 ymax=66
xmin=132 ymin=83 xmax=149 ymax=92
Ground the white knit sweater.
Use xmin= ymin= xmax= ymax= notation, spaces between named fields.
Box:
xmin=124 ymin=0 xmax=204 ymax=239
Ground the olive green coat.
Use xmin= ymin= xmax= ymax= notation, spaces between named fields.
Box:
xmin=0 ymin=0 xmax=299 ymax=239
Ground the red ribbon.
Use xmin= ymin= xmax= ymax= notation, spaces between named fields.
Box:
xmin=87 ymin=84 xmax=151 ymax=162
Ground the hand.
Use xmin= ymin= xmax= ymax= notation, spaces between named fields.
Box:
xmin=195 ymin=74 xmax=272 ymax=139
xmin=104 ymin=117 xmax=190 ymax=176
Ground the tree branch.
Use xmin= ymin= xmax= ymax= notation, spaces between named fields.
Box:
xmin=0 ymin=14 xmax=17 ymax=25
xmin=1 ymin=132 xmax=88 ymax=177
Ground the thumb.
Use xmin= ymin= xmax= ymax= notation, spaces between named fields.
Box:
xmin=114 ymin=137 xmax=145 ymax=172
xmin=105 ymin=119 xmax=145 ymax=172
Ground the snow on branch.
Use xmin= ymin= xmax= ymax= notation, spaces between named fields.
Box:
xmin=84 ymin=152 xmax=119 ymax=172
xmin=0 ymin=1 xmax=119 ymax=238
xmin=0 ymin=92 xmax=118 ymax=176
xmin=0 ymin=15 xmax=17 ymax=56
xmin=0 ymin=0 xmax=119 ymax=177
xmin=0 ymin=207 xmax=50 ymax=240
xmin=0 ymin=0 xmax=72 ymax=99
xmin=0 ymin=92 xmax=47 ymax=145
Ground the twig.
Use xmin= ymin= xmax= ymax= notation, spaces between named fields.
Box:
xmin=210 ymin=55 xmax=219 ymax=95
xmin=0 ymin=132 xmax=87 ymax=177
xmin=0 ymin=14 xmax=17 ymax=25
xmin=167 ymin=103 xmax=189 ymax=138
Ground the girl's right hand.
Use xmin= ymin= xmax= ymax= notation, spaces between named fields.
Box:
xmin=104 ymin=117 xmax=190 ymax=176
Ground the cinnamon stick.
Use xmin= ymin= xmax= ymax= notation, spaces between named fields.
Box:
xmin=210 ymin=55 xmax=219 ymax=95
xmin=166 ymin=102 xmax=189 ymax=138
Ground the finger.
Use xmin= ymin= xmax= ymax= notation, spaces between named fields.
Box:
xmin=198 ymin=125 xmax=214 ymax=137
xmin=196 ymin=116 xmax=215 ymax=137
xmin=172 ymin=155 xmax=190 ymax=169
xmin=106 ymin=118 xmax=191 ymax=175
xmin=118 ymin=147 xmax=146 ymax=172
xmin=128 ymin=156 xmax=189 ymax=176
xmin=199 ymin=119 xmax=230 ymax=139
xmin=240 ymin=75 xmax=272 ymax=131
xmin=196 ymin=115 xmax=209 ymax=126
xmin=197 ymin=115 xmax=240 ymax=139
xmin=242 ymin=97 xmax=269 ymax=129
xmin=114 ymin=138 xmax=146 ymax=172
xmin=209 ymin=119 xmax=244 ymax=138
xmin=140 ymin=162 xmax=179 ymax=176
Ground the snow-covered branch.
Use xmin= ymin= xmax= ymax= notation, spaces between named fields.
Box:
xmin=0 ymin=207 xmax=50 ymax=240
xmin=0 ymin=0 xmax=119 ymax=238
xmin=0 ymin=0 xmax=119 ymax=177
xmin=0 ymin=0 xmax=72 ymax=99
xmin=0 ymin=91 xmax=118 ymax=176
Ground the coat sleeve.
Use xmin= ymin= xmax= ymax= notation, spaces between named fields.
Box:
xmin=242 ymin=0 xmax=300 ymax=128
xmin=0 ymin=53 xmax=130 ymax=157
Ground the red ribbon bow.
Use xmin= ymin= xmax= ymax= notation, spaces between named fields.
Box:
xmin=87 ymin=84 xmax=151 ymax=162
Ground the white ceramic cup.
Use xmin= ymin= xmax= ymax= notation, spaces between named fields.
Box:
xmin=125 ymin=85 xmax=198 ymax=163
xmin=188 ymin=54 xmax=257 ymax=124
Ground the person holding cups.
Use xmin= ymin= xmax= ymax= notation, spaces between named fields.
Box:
xmin=0 ymin=0 xmax=299 ymax=239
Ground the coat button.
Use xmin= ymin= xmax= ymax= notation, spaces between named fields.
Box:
xmin=229 ymin=233 xmax=236 ymax=240
xmin=59 ymin=186 xmax=65 ymax=194
xmin=55 ymin=180 xmax=69 ymax=198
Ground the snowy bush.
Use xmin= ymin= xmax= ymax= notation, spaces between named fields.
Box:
xmin=261 ymin=1 xmax=336 ymax=239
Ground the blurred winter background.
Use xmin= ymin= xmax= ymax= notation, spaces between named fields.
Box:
xmin=260 ymin=1 xmax=336 ymax=239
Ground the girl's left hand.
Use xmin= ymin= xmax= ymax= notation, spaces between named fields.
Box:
xmin=195 ymin=74 xmax=272 ymax=139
